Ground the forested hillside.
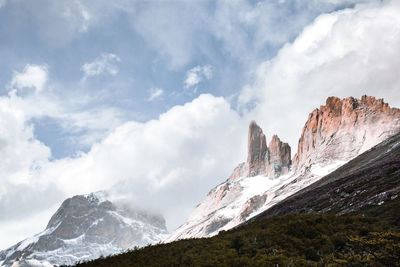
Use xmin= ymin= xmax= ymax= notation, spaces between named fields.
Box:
xmin=70 ymin=198 xmax=400 ymax=267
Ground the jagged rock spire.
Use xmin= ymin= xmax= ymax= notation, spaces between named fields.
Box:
xmin=247 ymin=121 xmax=268 ymax=176
xmin=246 ymin=121 xmax=291 ymax=177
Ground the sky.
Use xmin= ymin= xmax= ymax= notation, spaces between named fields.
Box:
xmin=1 ymin=0 xmax=400 ymax=249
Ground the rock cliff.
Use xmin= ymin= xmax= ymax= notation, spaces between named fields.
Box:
xmin=231 ymin=121 xmax=291 ymax=179
xmin=293 ymin=95 xmax=400 ymax=172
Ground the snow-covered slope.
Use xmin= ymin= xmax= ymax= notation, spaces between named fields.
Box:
xmin=166 ymin=162 xmax=343 ymax=241
xmin=166 ymin=96 xmax=400 ymax=242
xmin=0 ymin=192 xmax=168 ymax=267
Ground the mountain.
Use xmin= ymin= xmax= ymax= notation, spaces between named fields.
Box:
xmin=0 ymin=192 xmax=168 ymax=267
xmin=250 ymin=130 xmax=400 ymax=221
xmin=62 ymin=131 xmax=400 ymax=266
xmin=166 ymin=95 xmax=400 ymax=241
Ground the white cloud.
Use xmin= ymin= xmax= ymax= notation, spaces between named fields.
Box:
xmin=0 ymin=207 xmax=58 ymax=250
xmin=147 ymin=88 xmax=163 ymax=101
xmin=10 ymin=64 xmax=48 ymax=94
xmin=0 ymin=92 xmax=59 ymax=248
xmin=0 ymin=87 xmax=247 ymax=248
xmin=184 ymin=65 xmax=213 ymax=92
xmin=41 ymin=94 xmax=245 ymax=229
xmin=81 ymin=53 xmax=121 ymax=80
xmin=239 ymin=0 xmax=400 ymax=154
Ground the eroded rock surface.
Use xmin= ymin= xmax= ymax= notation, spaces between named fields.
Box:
xmin=293 ymin=95 xmax=400 ymax=172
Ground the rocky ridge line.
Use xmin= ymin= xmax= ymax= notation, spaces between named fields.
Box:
xmin=293 ymin=95 xmax=400 ymax=172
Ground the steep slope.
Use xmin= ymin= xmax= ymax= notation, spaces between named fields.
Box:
xmin=0 ymin=192 xmax=168 ymax=267
xmin=166 ymin=95 xmax=400 ymax=241
xmin=251 ymin=131 xmax=400 ymax=220
xmin=71 ymin=199 xmax=400 ymax=267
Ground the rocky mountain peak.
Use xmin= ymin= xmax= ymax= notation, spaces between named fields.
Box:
xmin=293 ymin=95 xmax=400 ymax=172
xmin=245 ymin=121 xmax=291 ymax=177
xmin=247 ymin=121 xmax=268 ymax=176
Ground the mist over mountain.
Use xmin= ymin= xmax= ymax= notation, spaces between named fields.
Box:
xmin=0 ymin=192 xmax=168 ymax=267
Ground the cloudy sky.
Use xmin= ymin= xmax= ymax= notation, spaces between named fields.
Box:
xmin=1 ymin=0 xmax=400 ymax=249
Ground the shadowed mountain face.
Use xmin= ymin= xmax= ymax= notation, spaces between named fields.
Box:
xmin=251 ymin=131 xmax=400 ymax=221
xmin=0 ymin=192 xmax=168 ymax=267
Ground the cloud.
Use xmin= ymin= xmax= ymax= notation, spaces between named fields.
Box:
xmin=81 ymin=53 xmax=121 ymax=80
xmin=62 ymin=0 xmax=91 ymax=33
xmin=129 ymin=1 xmax=367 ymax=69
xmin=1 ymin=1 xmax=132 ymax=46
xmin=0 ymin=91 xmax=59 ymax=248
xmin=0 ymin=207 xmax=58 ymax=252
xmin=10 ymin=64 xmax=48 ymax=94
xmin=35 ymin=94 xmax=246 ymax=231
xmin=0 ymin=62 xmax=127 ymax=238
xmin=130 ymin=1 xmax=208 ymax=69
xmin=5 ymin=64 xmax=125 ymax=151
xmin=0 ymin=81 xmax=246 ymax=248
xmin=239 ymin=0 xmax=400 ymax=153
xmin=184 ymin=65 xmax=213 ymax=92
xmin=147 ymin=88 xmax=163 ymax=101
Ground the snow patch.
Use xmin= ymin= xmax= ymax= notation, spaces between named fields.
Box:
xmin=16 ymin=236 xmax=39 ymax=252
xmin=25 ymin=259 xmax=53 ymax=267
xmin=62 ymin=234 xmax=85 ymax=245
xmin=310 ymin=161 xmax=345 ymax=177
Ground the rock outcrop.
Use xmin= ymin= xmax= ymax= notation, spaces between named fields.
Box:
xmin=247 ymin=121 xmax=268 ymax=176
xmin=293 ymin=95 xmax=400 ymax=172
xmin=246 ymin=121 xmax=291 ymax=177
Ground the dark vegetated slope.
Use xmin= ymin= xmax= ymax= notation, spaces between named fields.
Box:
xmin=70 ymin=199 xmax=400 ymax=267
xmin=252 ymin=131 xmax=400 ymax=221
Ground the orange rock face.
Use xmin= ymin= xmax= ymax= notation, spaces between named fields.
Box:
xmin=293 ymin=95 xmax=400 ymax=172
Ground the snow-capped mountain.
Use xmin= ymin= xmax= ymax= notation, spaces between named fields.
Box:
xmin=0 ymin=192 xmax=168 ymax=267
xmin=166 ymin=95 xmax=400 ymax=241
